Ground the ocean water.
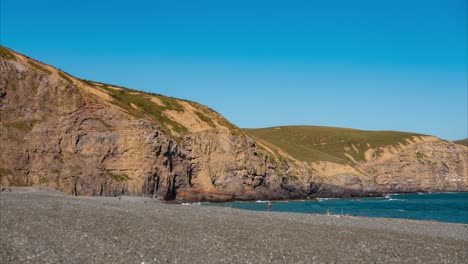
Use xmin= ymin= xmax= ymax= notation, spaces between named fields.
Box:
xmin=204 ymin=193 xmax=468 ymax=224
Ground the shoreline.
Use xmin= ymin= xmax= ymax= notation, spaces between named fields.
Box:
xmin=1 ymin=187 xmax=467 ymax=263
xmin=3 ymin=186 xmax=467 ymax=203
xmin=175 ymin=189 xmax=468 ymax=203
xmin=199 ymin=192 xmax=468 ymax=225
xmin=2 ymin=187 xmax=467 ymax=225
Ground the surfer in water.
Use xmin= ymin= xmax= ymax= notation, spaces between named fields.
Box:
xmin=267 ymin=200 xmax=272 ymax=211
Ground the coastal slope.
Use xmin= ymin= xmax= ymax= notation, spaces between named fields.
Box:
xmin=1 ymin=46 xmax=467 ymax=201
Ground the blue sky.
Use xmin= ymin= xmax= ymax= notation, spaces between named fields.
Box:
xmin=1 ymin=0 xmax=467 ymax=140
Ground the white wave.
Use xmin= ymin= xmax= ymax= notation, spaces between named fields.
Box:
xmin=182 ymin=202 xmax=201 ymax=206
xmin=318 ymin=198 xmax=338 ymax=202
xmin=255 ymin=200 xmax=267 ymax=203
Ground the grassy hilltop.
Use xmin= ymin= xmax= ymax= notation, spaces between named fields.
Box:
xmin=245 ymin=126 xmax=425 ymax=164
xmin=454 ymin=138 xmax=468 ymax=147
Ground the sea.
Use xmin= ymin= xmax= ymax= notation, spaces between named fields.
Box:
xmin=203 ymin=192 xmax=468 ymax=224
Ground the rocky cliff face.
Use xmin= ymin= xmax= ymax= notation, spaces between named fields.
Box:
xmin=0 ymin=47 xmax=295 ymax=201
xmin=1 ymin=47 xmax=466 ymax=201
xmin=307 ymin=136 xmax=467 ymax=195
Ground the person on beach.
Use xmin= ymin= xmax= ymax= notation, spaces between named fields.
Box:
xmin=267 ymin=200 xmax=272 ymax=211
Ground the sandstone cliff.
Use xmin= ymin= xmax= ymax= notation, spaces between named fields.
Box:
xmin=247 ymin=127 xmax=467 ymax=195
xmin=1 ymin=46 xmax=466 ymax=201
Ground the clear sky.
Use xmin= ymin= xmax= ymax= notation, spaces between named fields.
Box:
xmin=1 ymin=0 xmax=467 ymax=140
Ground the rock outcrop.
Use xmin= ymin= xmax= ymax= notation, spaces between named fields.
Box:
xmin=1 ymin=46 xmax=466 ymax=201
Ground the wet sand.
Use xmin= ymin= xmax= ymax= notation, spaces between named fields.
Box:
xmin=1 ymin=187 xmax=467 ymax=263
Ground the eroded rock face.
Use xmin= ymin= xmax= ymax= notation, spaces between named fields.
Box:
xmin=300 ymin=136 xmax=468 ymax=195
xmin=1 ymin=48 xmax=467 ymax=201
xmin=359 ymin=138 xmax=467 ymax=193
xmin=0 ymin=51 xmax=299 ymax=201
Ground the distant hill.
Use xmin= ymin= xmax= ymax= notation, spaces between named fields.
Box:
xmin=454 ymin=138 xmax=468 ymax=147
xmin=245 ymin=126 xmax=424 ymax=164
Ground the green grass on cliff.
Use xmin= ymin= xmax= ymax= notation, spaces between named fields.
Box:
xmin=58 ymin=71 xmax=73 ymax=83
xmin=107 ymin=172 xmax=131 ymax=182
xmin=245 ymin=126 xmax=425 ymax=164
xmin=100 ymin=85 xmax=188 ymax=136
xmin=27 ymin=61 xmax=52 ymax=74
xmin=0 ymin=46 xmax=16 ymax=61
xmin=3 ymin=120 xmax=38 ymax=132
xmin=194 ymin=111 xmax=216 ymax=128
xmin=0 ymin=168 xmax=27 ymax=187
xmin=453 ymin=138 xmax=468 ymax=147
xmin=99 ymin=84 xmax=242 ymax=137
xmin=0 ymin=168 xmax=13 ymax=177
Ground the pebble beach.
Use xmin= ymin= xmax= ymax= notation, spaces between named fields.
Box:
xmin=1 ymin=188 xmax=467 ymax=263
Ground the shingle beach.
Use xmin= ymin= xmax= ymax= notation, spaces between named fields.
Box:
xmin=1 ymin=188 xmax=466 ymax=263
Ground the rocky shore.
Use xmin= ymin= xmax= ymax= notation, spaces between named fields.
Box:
xmin=1 ymin=188 xmax=466 ymax=263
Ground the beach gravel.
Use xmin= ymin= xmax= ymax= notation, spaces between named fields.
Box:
xmin=1 ymin=188 xmax=467 ymax=263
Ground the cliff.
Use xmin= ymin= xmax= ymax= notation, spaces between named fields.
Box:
xmin=1 ymin=46 xmax=467 ymax=201
xmin=246 ymin=126 xmax=467 ymax=195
